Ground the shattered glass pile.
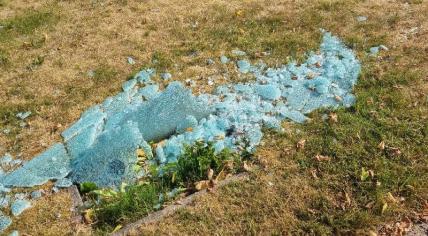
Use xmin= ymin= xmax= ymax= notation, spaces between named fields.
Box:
xmin=0 ymin=32 xmax=360 ymax=191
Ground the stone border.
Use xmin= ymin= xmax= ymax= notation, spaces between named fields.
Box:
xmin=111 ymin=173 xmax=249 ymax=236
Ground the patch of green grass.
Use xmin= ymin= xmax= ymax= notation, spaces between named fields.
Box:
xmin=94 ymin=183 xmax=159 ymax=229
xmin=157 ymin=142 xmax=243 ymax=189
xmin=287 ymin=67 xmax=428 ymax=233
xmin=0 ymin=10 xmax=58 ymax=37
xmin=0 ymin=49 xmax=9 ymax=67
xmin=90 ymin=142 xmax=244 ymax=232
xmin=92 ymin=65 xmax=119 ymax=83
xmin=169 ymin=4 xmax=321 ymax=65
xmin=150 ymin=51 xmax=174 ymax=71
xmin=26 ymin=55 xmax=45 ymax=70
xmin=316 ymin=0 xmax=348 ymax=12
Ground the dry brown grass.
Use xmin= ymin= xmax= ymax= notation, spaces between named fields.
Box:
xmin=0 ymin=0 xmax=427 ymax=235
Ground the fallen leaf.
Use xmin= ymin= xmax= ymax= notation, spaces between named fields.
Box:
xmin=195 ymin=180 xmax=210 ymax=191
xmin=112 ymin=224 xmax=123 ymax=233
xmin=329 ymin=113 xmax=338 ymax=123
xmin=186 ymin=127 xmax=193 ymax=132
xmin=136 ymin=149 xmax=146 ymax=159
xmin=207 ymin=168 xmax=214 ymax=180
xmin=368 ymin=230 xmax=377 ymax=236
xmin=389 ymin=147 xmax=401 ymax=156
xmin=395 ymin=217 xmax=412 ymax=234
xmin=235 ymin=10 xmax=244 ymax=17
xmin=334 ymin=95 xmax=343 ymax=102
xmin=83 ymin=209 xmax=94 ymax=224
xmin=224 ymin=160 xmax=234 ymax=170
xmin=243 ymin=161 xmax=252 ymax=172
xmin=297 ymin=139 xmax=306 ymax=150
xmin=344 ymin=191 xmax=351 ymax=206
xmin=361 ymin=167 xmax=370 ymax=181
xmin=215 ymin=169 xmax=227 ymax=182
xmin=365 ymin=201 xmax=375 ymax=209
xmin=381 ymin=202 xmax=388 ymax=214
xmin=310 ymin=169 xmax=318 ymax=179
xmin=314 ymin=154 xmax=331 ymax=162
xmin=378 ymin=141 xmax=385 ymax=150
xmin=386 ymin=192 xmax=398 ymax=203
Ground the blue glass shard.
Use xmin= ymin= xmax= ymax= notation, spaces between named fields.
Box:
xmin=161 ymin=72 xmax=172 ymax=80
xmin=8 ymin=230 xmax=19 ymax=236
xmin=55 ymin=178 xmax=73 ymax=188
xmin=132 ymin=82 xmax=213 ymax=142
xmin=176 ymin=115 xmax=198 ymax=134
xmin=122 ymin=79 xmax=137 ymax=92
xmin=134 ymin=69 xmax=155 ymax=84
xmin=0 ymin=213 xmax=11 ymax=232
xmin=220 ymin=55 xmax=229 ymax=64
xmin=11 ymin=199 xmax=31 ymax=216
xmin=16 ymin=111 xmax=31 ymax=120
xmin=237 ymin=60 xmax=251 ymax=73
xmin=30 ymin=190 xmax=43 ymax=199
xmin=1 ymin=144 xmax=71 ymax=187
xmin=61 ymin=105 xmax=105 ymax=142
xmin=0 ymin=195 xmax=10 ymax=208
xmin=256 ymin=84 xmax=282 ymax=100
xmin=70 ymin=121 xmax=142 ymax=187
xmin=139 ymin=85 xmax=159 ymax=100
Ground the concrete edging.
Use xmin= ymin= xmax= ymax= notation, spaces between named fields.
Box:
xmin=111 ymin=173 xmax=250 ymax=236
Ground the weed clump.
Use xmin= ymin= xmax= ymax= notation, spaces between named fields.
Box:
xmin=87 ymin=142 xmax=245 ymax=231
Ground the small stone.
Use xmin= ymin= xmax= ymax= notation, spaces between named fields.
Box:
xmin=220 ymin=55 xmax=229 ymax=64
xmin=161 ymin=72 xmax=172 ymax=80
xmin=206 ymin=58 xmax=214 ymax=65
xmin=127 ymin=57 xmax=136 ymax=65
xmin=231 ymin=49 xmax=246 ymax=56
xmin=87 ymin=70 xmax=95 ymax=78
xmin=356 ymin=16 xmax=367 ymax=22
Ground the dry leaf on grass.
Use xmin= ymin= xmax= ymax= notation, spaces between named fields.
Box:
xmin=297 ymin=139 xmax=306 ymax=150
xmin=194 ymin=180 xmax=211 ymax=191
xmin=243 ymin=161 xmax=253 ymax=172
xmin=215 ymin=169 xmax=227 ymax=182
xmin=386 ymin=192 xmax=398 ymax=203
xmin=314 ymin=154 xmax=331 ymax=162
xmin=310 ymin=169 xmax=318 ymax=179
xmin=378 ymin=141 xmax=385 ymax=150
xmin=328 ymin=112 xmax=338 ymax=123
xmin=207 ymin=168 xmax=214 ymax=180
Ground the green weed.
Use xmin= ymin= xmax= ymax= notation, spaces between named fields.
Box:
xmin=0 ymin=10 xmax=58 ymax=36
xmin=90 ymin=142 xmax=244 ymax=231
